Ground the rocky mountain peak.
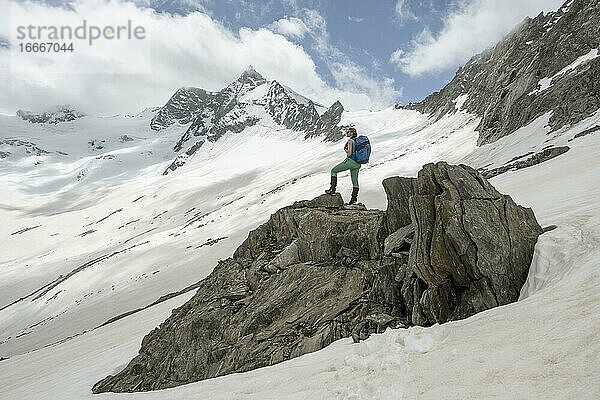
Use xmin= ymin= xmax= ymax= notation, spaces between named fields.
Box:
xmin=266 ymin=79 xmax=286 ymax=97
xmin=149 ymin=86 xmax=212 ymax=131
xmin=407 ymin=0 xmax=599 ymax=145
xmin=225 ymin=66 xmax=268 ymax=100
xmin=329 ymin=100 xmax=343 ymax=113
xmin=239 ymin=65 xmax=264 ymax=82
xmin=160 ymin=69 xmax=346 ymax=174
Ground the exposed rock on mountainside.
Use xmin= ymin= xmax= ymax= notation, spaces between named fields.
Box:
xmin=0 ymin=139 xmax=51 ymax=158
xmin=305 ymin=100 xmax=345 ymax=141
xmin=93 ymin=162 xmax=542 ymax=393
xmin=152 ymin=66 xmax=346 ymax=175
xmin=408 ymin=0 xmax=600 ymax=145
xmin=149 ymin=87 xmax=214 ymax=131
xmin=168 ymin=66 xmax=268 ymax=151
xmin=480 ymin=146 xmax=570 ymax=178
xmin=16 ymin=105 xmax=84 ymax=124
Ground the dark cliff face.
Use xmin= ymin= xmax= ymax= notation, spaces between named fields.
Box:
xmin=149 ymin=87 xmax=214 ymax=131
xmin=408 ymin=0 xmax=600 ymax=145
xmin=93 ymin=162 xmax=542 ymax=393
xmin=305 ymin=100 xmax=345 ymax=141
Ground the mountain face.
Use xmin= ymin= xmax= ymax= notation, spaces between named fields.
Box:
xmin=169 ymin=66 xmax=268 ymax=148
xmin=407 ymin=0 xmax=600 ymax=145
xmin=92 ymin=162 xmax=542 ymax=393
xmin=149 ymin=87 xmax=214 ymax=131
xmin=151 ymin=66 xmax=346 ymax=175
xmin=16 ymin=105 xmax=84 ymax=124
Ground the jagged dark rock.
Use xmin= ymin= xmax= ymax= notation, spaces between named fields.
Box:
xmin=402 ymin=162 xmax=543 ymax=325
xmin=264 ymin=81 xmax=320 ymax=131
xmin=0 ymin=139 xmax=50 ymax=157
xmin=150 ymin=87 xmax=214 ymax=131
xmin=16 ymin=105 xmax=84 ymax=124
xmin=93 ymin=163 xmax=542 ymax=393
xmin=407 ymin=0 xmax=600 ymax=145
xmin=93 ymin=194 xmax=389 ymax=393
xmin=382 ymin=176 xmax=417 ymax=232
xmin=383 ymin=224 xmax=414 ymax=256
xmin=291 ymin=193 xmax=344 ymax=208
xmin=305 ymin=100 xmax=345 ymax=141
xmin=175 ymin=66 xmax=267 ymax=150
xmin=481 ymin=146 xmax=570 ymax=178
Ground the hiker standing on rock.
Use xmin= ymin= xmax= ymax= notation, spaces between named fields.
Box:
xmin=325 ymin=127 xmax=371 ymax=205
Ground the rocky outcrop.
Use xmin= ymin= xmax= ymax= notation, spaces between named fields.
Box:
xmin=16 ymin=105 xmax=84 ymax=124
xmin=407 ymin=0 xmax=600 ymax=145
xmin=480 ymin=146 xmax=570 ymax=178
xmin=382 ymin=176 xmax=417 ymax=232
xmin=400 ymin=163 xmax=542 ymax=325
xmin=93 ymin=162 xmax=542 ymax=393
xmin=93 ymin=193 xmax=391 ymax=392
xmin=150 ymin=87 xmax=214 ymax=131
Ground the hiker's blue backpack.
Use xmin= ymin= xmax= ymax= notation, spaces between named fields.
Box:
xmin=352 ymin=135 xmax=371 ymax=164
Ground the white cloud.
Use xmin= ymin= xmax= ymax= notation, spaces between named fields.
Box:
xmin=389 ymin=48 xmax=405 ymax=65
xmin=347 ymin=16 xmax=363 ymax=23
xmin=394 ymin=0 xmax=417 ymax=25
xmin=133 ymin=0 xmax=209 ymax=14
xmin=0 ymin=0 xmax=394 ymax=115
xmin=390 ymin=0 xmax=565 ymax=76
xmin=329 ymin=62 xmax=401 ymax=110
xmin=269 ymin=16 xmax=308 ymax=39
xmin=299 ymin=9 xmax=401 ymax=109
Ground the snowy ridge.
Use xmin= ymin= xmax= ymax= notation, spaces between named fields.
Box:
xmin=1 ymin=102 xmax=599 ymax=399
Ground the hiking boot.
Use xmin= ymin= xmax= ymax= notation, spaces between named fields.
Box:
xmin=325 ymin=176 xmax=337 ymax=195
xmin=348 ymin=187 xmax=359 ymax=204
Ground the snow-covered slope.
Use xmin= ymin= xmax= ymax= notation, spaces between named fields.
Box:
xmin=0 ymin=100 xmax=598 ymax=398
xmin=0 ymin=103 xmax=471 ymax=359
xmin=1 ymin=0 xmax=599 ymax=395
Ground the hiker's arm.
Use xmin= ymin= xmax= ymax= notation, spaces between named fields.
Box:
xmin=345 ymin=142 xmax=352 ymax=156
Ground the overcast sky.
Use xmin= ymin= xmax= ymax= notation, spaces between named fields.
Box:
xmin=0 ymin=0 xmax=565 ymax=115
